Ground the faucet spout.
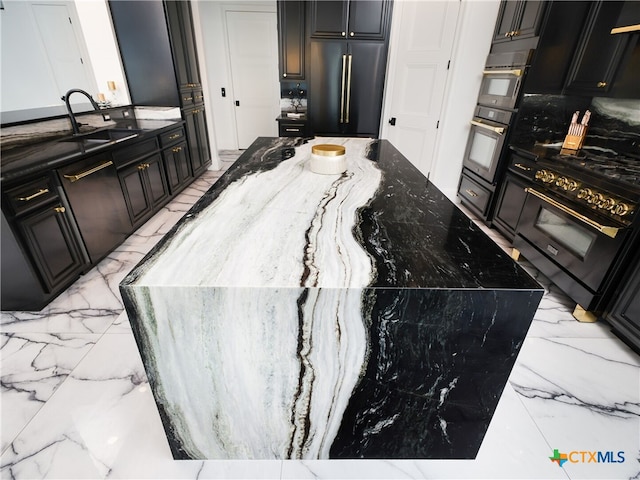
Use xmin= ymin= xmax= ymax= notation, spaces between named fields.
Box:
xmin=61 ymin=89 xmax=102 ymax=135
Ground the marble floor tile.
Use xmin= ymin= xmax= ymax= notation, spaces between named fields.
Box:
xmin=1 ymin=333 xmax=100 ymax=453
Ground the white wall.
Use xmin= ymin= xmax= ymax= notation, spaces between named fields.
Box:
xmin=431 ymin=0 xmax=501 ymax=196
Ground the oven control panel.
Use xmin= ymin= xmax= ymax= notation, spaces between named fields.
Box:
xmin=534 ymin=168 xmax=635 ymax=220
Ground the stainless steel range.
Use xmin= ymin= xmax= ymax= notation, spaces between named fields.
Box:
xmin=514 ymin=151 xmax=640 ymax=319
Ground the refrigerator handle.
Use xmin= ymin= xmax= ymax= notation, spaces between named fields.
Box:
xmin=340 ymin=54 xmax=347 ymax=123
xmin=345 ymin=54 xmax=353 ymax=124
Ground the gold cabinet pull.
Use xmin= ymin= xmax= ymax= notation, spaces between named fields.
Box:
xmin=340 ymin=54 xmax=347 ymax=123
xmin=525 ymin=188 xmax=620 ymax=238
xmin=137 ymin=163 xmax=150 ymax=170
xmin=597 ymin=81 xmax=607 ymax=88
xmin=169 ymin=133 xmax=181 ymax=140
xmin=63 ymin=161 xmax=114 ymax=182
xmin=465 ymin=189 xmax=478 ymax=197
xmin=470 ymin=120 xmax=505 ymax=135
xmin=183 ymin=96 xmax=193 ymax=101
xmin=345 ymin=54 xmax=353 ymax=124
xmin=18 ymin=188 xmax=49 ymax=202
xmin=172 ymin=147 xmax=182 ymax=153
xmin=54 ymin=206 xmax=66 ymax=213
xmin=514 ymin=163 xmax=531 ymax=171
xmin=482 ymin=69 xmax=523 ymax=77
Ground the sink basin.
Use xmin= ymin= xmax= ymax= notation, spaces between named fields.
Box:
xmin=60 ymin=128 xmax=142 ymax=149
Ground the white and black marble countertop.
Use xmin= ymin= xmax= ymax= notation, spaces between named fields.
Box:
xmin=1 ymin=117 xmax=183 ymax=185
xmin=126 ymin=137 xmax=540 ymax=290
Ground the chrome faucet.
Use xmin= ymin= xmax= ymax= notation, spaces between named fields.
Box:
xmin=61 ymin=89 xmax=103 ymax=135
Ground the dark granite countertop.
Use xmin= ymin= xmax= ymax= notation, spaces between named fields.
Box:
xmin=1 ymin=118 xmax=183 ymax=185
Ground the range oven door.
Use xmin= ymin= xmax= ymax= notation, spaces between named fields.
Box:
xmin=477 ymin=68 xmax=523 ymax=110
xmin=516 ymin=188 xmax=628 ymax=293
xmin=462 ymin=118 xmax=507 ymax=184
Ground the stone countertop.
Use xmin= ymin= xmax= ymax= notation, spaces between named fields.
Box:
xmin=120 ymin=137 xmax=544 ymax=460
xmin=1 ymin=117 xmax=183 ymax=185
xmin=124 ymin=136 xmax=541 ymax=292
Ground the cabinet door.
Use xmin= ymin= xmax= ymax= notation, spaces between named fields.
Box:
xmin=278 ymin=1 xmax=305 ymax=79
xmin=493 ymin=1 xmax=520 ymax=43
xmin=119 ymin=162 xmax=151 ymax=226
xmin=18 ymin=204 xmax=86 ymax=293
xmin=347 ymin=0 xmax=390 ymax=40
xmin=184 ymin=107 xmax=211 ymax=177
xmin=309 ymin=1 xmax=348 ymax=38
xmin=165 ymin=0 xmax=201 ymax=89
xmin=344 ymin=41 xmax=386 ymax=136
xmin=164 ymin=142 xmax=192 ymax=194
xmin=145 ymin=154 xmax=170 ymax=209
xmin=564 ymin=1 xmax=629 ymax=96
xmin=492 ymin=173 xmax=529 ymax=241
xmin=513 ymin=1 xmax=545 ymax=40
xmin=308 ymin=40 xmax=347 ymax=135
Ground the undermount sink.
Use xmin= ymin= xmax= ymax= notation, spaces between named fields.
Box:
xmin=60 ymin=128 xmax=142 ymax=148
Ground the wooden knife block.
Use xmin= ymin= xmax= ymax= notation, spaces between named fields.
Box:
xmin=561 ymin=132 xmax=587 ymax=155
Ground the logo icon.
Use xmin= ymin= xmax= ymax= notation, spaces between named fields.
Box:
xmin=550 ymin=449 xmax=568 ymax=467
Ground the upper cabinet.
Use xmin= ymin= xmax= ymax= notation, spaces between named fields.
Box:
xmin=165 ymin=0 xmax=201 ymax=90
xmin=277 ymin=1 xmax=306 ymax=80
xmin=564 ymin=1 xmax=632 ymax=96
xmin=309 ymin=0 xmax=391 ymax=41
xmin=492 ymin=0 xmax=546 ymax=47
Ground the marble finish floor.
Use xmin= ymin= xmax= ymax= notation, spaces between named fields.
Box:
xmin=1 ymin=150 xmax=639 ymax=479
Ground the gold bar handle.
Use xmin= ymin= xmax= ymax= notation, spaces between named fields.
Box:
xmin=54 ymin=206 xmax=66 ymax=214
xmin=63 ymin=161 xmax=114 ymax=183
xmin=514 ymin=163 xmax=531 ymax=171
xmin=18 ymin=188 xmax=49 ymax=202
xmin=169 ymin=133 xmax=181 ymax=140
xmin=345 ymin=54 xmax=352 ymax=124
xmin=482 ymin=69 xmax=523 ymax=76
xmin=465 ymin=189 xmax=478 ymax=197
xmin=470 ymin=120 xmax=505 ymax=135
xmin=340 ymin=54 xmax=347 ymax=124
xmin=525 ymin=188 xmax=621 ymax=239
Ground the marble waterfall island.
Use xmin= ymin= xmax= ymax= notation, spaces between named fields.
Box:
xmin=120 ymin=137 xmax=543 ymax=460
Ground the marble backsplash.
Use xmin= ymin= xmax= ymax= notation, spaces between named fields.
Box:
xmin=511 ymin=94 xmax=640 ymax=157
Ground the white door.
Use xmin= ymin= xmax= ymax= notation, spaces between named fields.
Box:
xmin=226 ymin=10 xmax=279 ymax=149
xmin=381 ymin=1 xmax=460 ymax=176
xmin=31 ymin=3 xmax=95 ymax=104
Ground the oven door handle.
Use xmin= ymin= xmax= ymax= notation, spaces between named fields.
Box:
xmin=470 ymin=120 xmax=505 ymax=135
xmin=482 ymin=69 xmax=523 ymax=76
xmin=525 ymin=188 xmax=621 ymax=239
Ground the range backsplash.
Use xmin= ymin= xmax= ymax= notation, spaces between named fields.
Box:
xmin=511 ymin=94 xmax=640 ymax=157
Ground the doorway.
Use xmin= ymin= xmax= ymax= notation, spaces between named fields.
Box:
xmin=225 ymin=9 xmax=280 ymax=149
xmin=380 ymin=1 xmax=460 ymax=176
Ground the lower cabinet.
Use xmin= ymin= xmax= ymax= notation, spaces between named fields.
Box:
xmin=457 ymin=170 xmax=493 ymax=218
xmin=492 ymin=173 xmax=529 ymax=241
xmin=184 ymin=106 xmax=211 ymax=177
xmin=163 ymin=141 xmax=192 ymax=194
xmin=605 ymin=246 xmax=640 ymax=352
xmin=118 ymin=153 xmax=170 ymax=228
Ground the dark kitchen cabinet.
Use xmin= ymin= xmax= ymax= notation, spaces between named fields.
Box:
xmin=493 ymin=173 xmax=530 ymax=241
xmin=605 ymin=246 xmax=640 ymax=353
xmin=118 ymin=153 xmax=169 ymax=228
xmin=492 ymin=0 xmax=546 ymax=46
xmin=165 ymin=0 xmax=201 ymax=91
xmin=184 ymin=106 xmax=211 ymax=177
xmin=457 ymin=171 xmax=493 ymax=219
xmin=309 ymin=0 xmax=391 ymax=41
xmin=1 ymin=175 xmax=88 ymax=310
xmin=160 ymin=126 xmax=192 ymax=194
xmin=309 ymin=40 xmax=387 ymax=137
xmin=564 ymin=1 xmax=630 ymax=96
xmin=277 ymin=0 xmax=306 ymax=80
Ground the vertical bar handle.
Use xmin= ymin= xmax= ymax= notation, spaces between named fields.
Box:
xmin=340 ymin=54 xmax=347 ymax=124
xmin=345 ymin=54 xmax=352 ymax=124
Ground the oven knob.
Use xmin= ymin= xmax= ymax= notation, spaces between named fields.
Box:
xmin=592 ymin=193 xmax=605 ymax=206
xmin=555 ymin=177 xmax=567 ymax=188
xmin=567 ymin=179 xmax=579 ymax=191
xmin=545 ymin=172 xmax=556 ymax=183
xmin=535 ymin=170 xmax=545 ymax=180
xmin=577 ymin=188 xmax=592 ymax=200
xmin=614 ymin=203 xmax=630 ymax=216
xmin=602 ymin=197 xmax=616 ymax=210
